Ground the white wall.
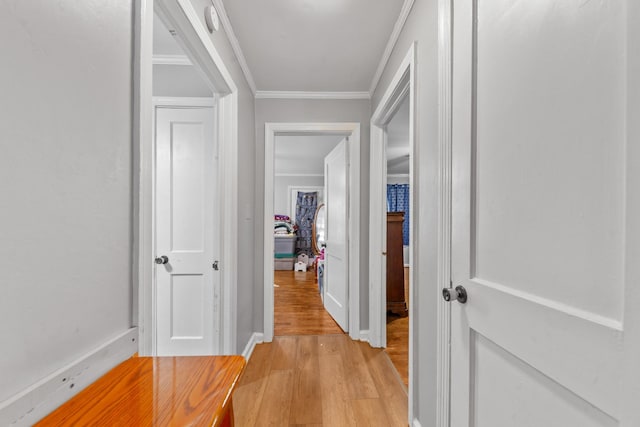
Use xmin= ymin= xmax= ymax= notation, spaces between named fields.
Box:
xmin=0 ymin=0 xmax=133 ymax=404
xmin=371 ymin=0 xmax=440 ymax=423
xmin=188 ymin=0 xmax=256 ymax=353
xmin=255 ymin=98 xmax=371 ymax=330
xmin=387 ymin=175 xmax=410 ymax=185
xmin=274 ymin=176 xmax=324 ymax=218
xmin=153 ymin=65 xmax=212 ymax=97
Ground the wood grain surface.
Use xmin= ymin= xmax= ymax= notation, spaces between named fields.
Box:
xmin=36 ymin=356 xmax=246 ymax=427
xmin=387 ymin=266 xmax=409 ymax=387
xmin=233 ymin=335 xmax=408 ymax=426
xmin=274 ymin=270 xmax=343 ymax=336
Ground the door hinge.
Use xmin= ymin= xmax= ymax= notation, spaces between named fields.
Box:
xmin=212 ymin=260 xmax=219 ymax=270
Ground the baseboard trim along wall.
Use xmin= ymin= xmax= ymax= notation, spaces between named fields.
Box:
xmin=0 ymin=327 xmax=138 ymax=426
xmin=241 ymin=332 xmax=265 ymax=360
xmin=359 ymin=330 xmax=370 ymax=343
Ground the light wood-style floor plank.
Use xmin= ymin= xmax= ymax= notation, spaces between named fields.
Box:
xmin=274 ymin=270 xmax=344 ymax=336
xmin=232 ymin=344 xmax=275 ymax=427
xmin=385 ymin=266 xmax=410 ymax=387
xmin=337 ymin=335 xmax=379 ymax=400
xmin=254 ymin=368 xmax=294 ymax=426
xmin=289 ymin=336 xmax=323 ymax=425
xmin=235 ymin=266 xmax=409 ymax=425
xmin=350 ymin=398 xmax=393 ymax=427
xmin=359 ymin=341 xmax=409 ymax=427
xmin=234 ymin=335 xmax=408 ymax=426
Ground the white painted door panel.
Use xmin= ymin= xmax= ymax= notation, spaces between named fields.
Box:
xmin=155 ymin=106 xmax=219 ymax=356
xmin=450 ymin=1 xmax=628 ymax=426
xmin=324 ymin=138 xmax=349 ymax=332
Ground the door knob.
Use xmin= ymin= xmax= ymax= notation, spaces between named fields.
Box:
xmin=442 ymin=285 xmax=467 ymax=304
xmin=155 ymin=255 xmax=169 ymax=265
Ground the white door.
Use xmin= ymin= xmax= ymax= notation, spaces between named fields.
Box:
xmin=450 ymin=1 xmax=630 ymax=426
xmin=155 ymin=106 xmax=219 ymax=356
xmin=323 ymin=138 xmax=349 ymax=332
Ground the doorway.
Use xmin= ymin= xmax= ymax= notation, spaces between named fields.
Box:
xmin=383 ymin=94 xmax=411 ymax=386
xmin=151 ymin=10 xmax=220 ymax=356
xmin=369 ymin=42 xmax=416 ymax=420
xmin=263 ymin=123 xmax=361 ymax=342
xmin=135 ymin=0 xmax=239 ymax=356
xmin=272 ymin=134 xmax=344 ymax=336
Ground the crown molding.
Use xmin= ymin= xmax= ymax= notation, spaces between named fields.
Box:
xmin=369 ymin=0 xmax=416 ymax=96
xmin=152 ymin=54 xmax=192 ymax=66
xmin=213 ymin=0 xmax=257 ymax=94
xmin=255 ymin=91 xmax=371 ymax=100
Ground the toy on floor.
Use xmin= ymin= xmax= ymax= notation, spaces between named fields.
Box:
xmin=294 ymin=253 xmax=309 ymax=272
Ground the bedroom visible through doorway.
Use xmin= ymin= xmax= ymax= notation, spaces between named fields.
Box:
xmin=272 ymin=134 xmax=344 ymax=336
xmin=384 ymin=94 xmax=411 ymax=386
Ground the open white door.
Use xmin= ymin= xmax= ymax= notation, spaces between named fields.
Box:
xmin=323 ymin=138 xmax=349 ymax=332
xmin=155 ymin=106 xmax=219 ymax=356
xmin=449 ymin=2 xmax=631 ymax=426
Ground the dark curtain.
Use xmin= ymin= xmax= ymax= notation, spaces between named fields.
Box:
xmin=295 ymin=191 xmax=318 ymax=256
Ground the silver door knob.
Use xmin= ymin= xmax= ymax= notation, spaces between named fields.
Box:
xmin=442 ymin=285 xmax=467 ymax=304
xmin=155 ymin=255 xmax=169 ymax=265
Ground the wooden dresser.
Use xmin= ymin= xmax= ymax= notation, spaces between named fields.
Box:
xmin=387 ymin=212 xmax=407 ymax=316
xmin=36 ymin=356 xmax=246 ymax=427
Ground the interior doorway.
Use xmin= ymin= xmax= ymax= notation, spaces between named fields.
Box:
xmin=136 ymin=0 xmax=239 ymax=356
xmin=272 ymin=134 xmax=345 ymax=336
xmin=383 ymin=94 xmax=411 ymax=386
xmin=263 ymin=123 xmax=361 ymax=343
xmin=369 ymin=43 xmax=416 ymax=421
xmin=151 ymin=11 xmax=220 ymax=356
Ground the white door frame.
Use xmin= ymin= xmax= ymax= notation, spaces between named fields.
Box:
xmin=369 ymin=44 xmax=415 ymax=350
xmin=263 ymin=123 xmax=361 ymax=342
xmin=134 ymin=0 xmax=239 ymax=356
xmin=369 ymin=41 xmax=451 ymax=425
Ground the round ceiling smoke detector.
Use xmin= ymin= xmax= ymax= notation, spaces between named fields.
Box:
xmin=205 ymin=5 xmax=219 ymax=33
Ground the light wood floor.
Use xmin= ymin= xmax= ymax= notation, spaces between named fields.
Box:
xmin=274 ymin=268 xmax=409 ymax=386
xmin=385 ymin=267 xmax=410 ymax=387
xmin=233 ymin=335 xmax=408 ymax=426
xmin=274 ymin=270 xmax=344 ymax=336
xmin=386 ymin=314 xmax=409 ymax=387
xmin=234 ymin=268 xmax=409 ymax=425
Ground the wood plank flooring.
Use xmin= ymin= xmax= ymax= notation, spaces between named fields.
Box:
xmin=385 ymin=267 xmax=410 ymax=387
xmin=233 ymin=335 xmax=408 ymax=426
xmin=274 ymin=270 xmax=343 ymax=336
xmin=239 ymin=268 xmax=409 ymax=425
xmin=386 ymin=314 xmax=409 ymax=387
xmin=274 ymin=268 xmax=409 ymax=386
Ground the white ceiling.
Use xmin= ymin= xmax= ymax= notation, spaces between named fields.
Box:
xmin=221 ymin=0 xmax=405 ymax=92
xmin=386 ymin=95 xmax=410 ymax=175
xmin=275 ymin=135 xmax=344 ymax=175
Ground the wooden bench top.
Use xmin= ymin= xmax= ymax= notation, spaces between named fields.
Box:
xmin=35 ymin=356 xmax=246 ymax=427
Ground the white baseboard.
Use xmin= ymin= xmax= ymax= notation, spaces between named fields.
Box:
xmin=241 ymin=332 xmax=264 ymax=360
xmin=0 ymin=327 xmax=138 ymax=426
xmin=359 ymin=330 xmax=370 ymax=343
xmin=413 ymin=418 xmax=422 ymax=427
